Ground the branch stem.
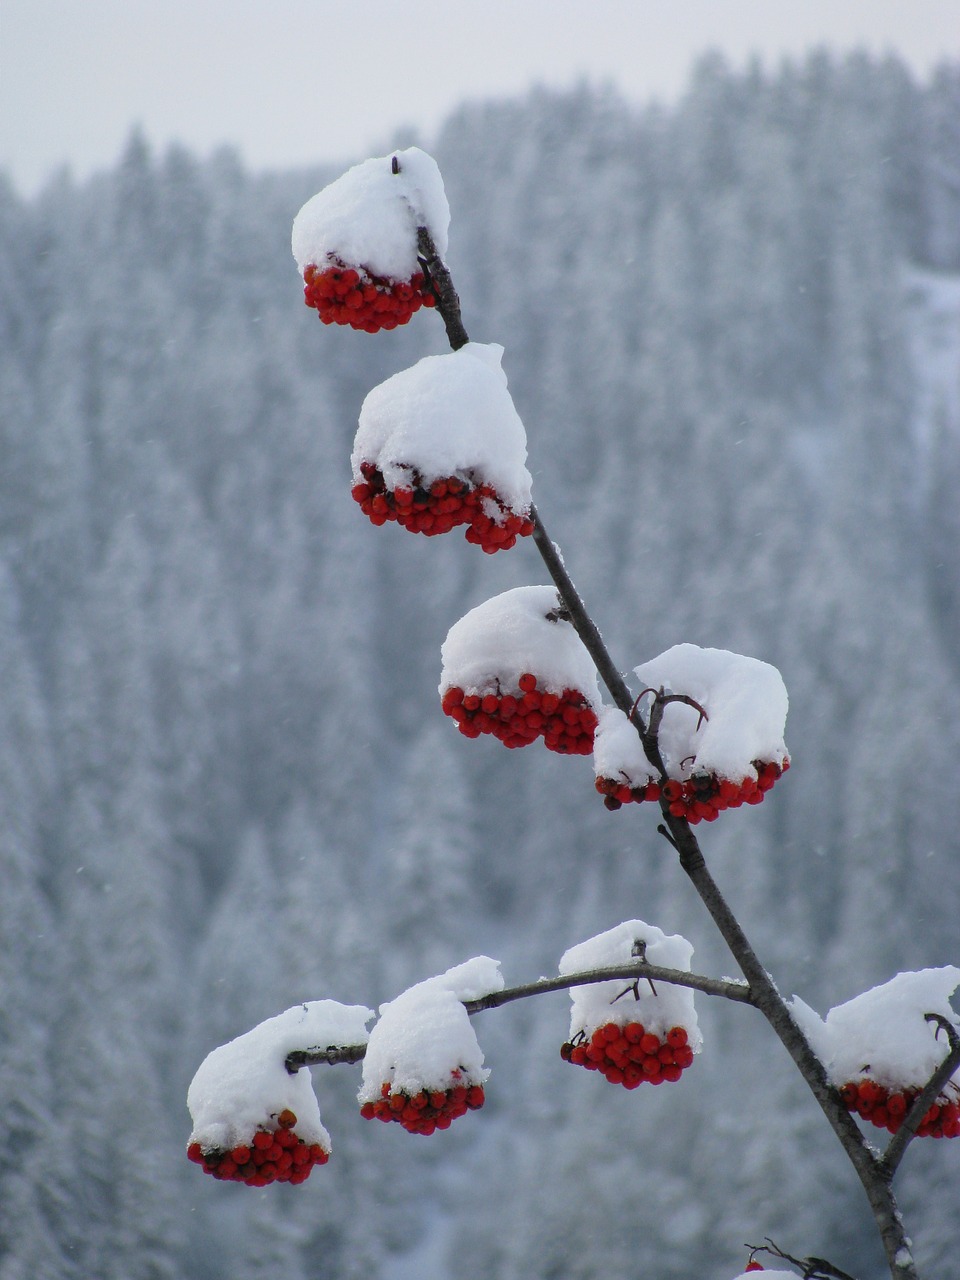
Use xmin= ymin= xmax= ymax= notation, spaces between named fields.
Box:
xmin=285 ymin=960 xmax=755 ymax=1072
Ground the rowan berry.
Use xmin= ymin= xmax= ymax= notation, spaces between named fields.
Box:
xmin=302 ymin=258 xmax=434 ymax=332
xmin=187 ymin=1110 xmax=330 ymax=1185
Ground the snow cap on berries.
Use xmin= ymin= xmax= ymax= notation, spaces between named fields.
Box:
xmin=292 ymin=147 xmax=449 ymax=281
xmin=440 ymin=585 xmax=600 ymax=705
xmin=790 ymin=967 xmax=960 ymax=1092
xmin=559 ymin=920 xmax=701 ymax=1049
xmin=188 ymin=1000 xmax=373 ymax=1152
xmin=634 ymin=643 xmax=788 ymax=782
xmin=358 ymin=957 xmax=503 ymax=1103
xmin=354 ymin=343 xmax=533 ymax=514
xmin=593 ymin=705 xmax=659 ymax=790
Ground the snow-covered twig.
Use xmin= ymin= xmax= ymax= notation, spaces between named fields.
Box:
xmin=283 ymin=961 xmax=755 ymax=1073
xmin=880 ymin=1014 xmax=960 ymax=1180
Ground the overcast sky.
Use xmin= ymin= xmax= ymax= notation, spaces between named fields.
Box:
xmin=2 ymin=0 xmax=957 ymax=196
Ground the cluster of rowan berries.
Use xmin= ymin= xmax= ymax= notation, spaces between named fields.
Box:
xmin=186 ymin=1109 xmax=329 ymax=1186
xmin=441 ymin=673 xmax=598 ymax=753
xmin=840 ymin=1079 xmax=960 ymax=1137
xmin=360 ymin=1080 xmax=486 ymax=1135
xmin=596 ymin=759 xmax=788 ymax=821
xmin=351 ymin=461 xmax=533 ymax=552
xmin=302 ymin=260 xmax=435 ymax=332
xmin=560 ymin=1021 xmax=695 ymax=1088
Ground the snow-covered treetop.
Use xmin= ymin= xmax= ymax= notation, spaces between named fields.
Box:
xmin=791 ymin=967 xmax=960 ymax=1091
xmin=358 ymin=957 xmax=502 ymax=1101
xmin=440 ymin=585 xmax=601 ymax=703
xmin=559 ymin=920 xmax=702 ymax=1047
xmin=634 ymin=643 xmax=789 ymax=781
xmin=188 ymin=1000 xmax=373 ymax=1151
xmin=354 ymin=343 xmax=533 ymax=512
xmin=291 ymin=147 xmax=449 ymax=281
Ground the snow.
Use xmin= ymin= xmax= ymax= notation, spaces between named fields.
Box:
xmin=292 ymin=146 xmax=449 ymax=281
xmin=593 ymin=705 xmax=658 ymax=789
xmin=440 ymin=585 xmax=601 ymax=702
xmin=559 ymin=920 xmax=702 ymax=1047
xmin=633 ymin=643 xmax=788 ymax=781
xmin=353 ymin=343 xmax=533 ymax=512
xmin=790 ymin=967 xmax=960 ymax=1091
xmin=188 ymin=1000 xmax=373 ymax=1152
xmin=730 ymin=1272 xmax=796 ymax=1279
xmin=358 ymin=957 xmax=503 ymax=1102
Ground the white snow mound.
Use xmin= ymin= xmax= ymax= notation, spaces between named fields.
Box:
xmin=188 ymin=1000 xmax=373 ymax=1152
xmin=790 ymin=967 xmax=960 ymax=1091
xmin=559 ymin=920 xmax=701 ymax=1047
xmin=440 ymin=585 xmax=600 ymax=702
xmin=354 ymin=343 xmax=532 ymax=512
xmin=593 ymin=705 xmax=658 ymax=789
xmin=358 ymin=957 xmax=503 ymax=1101
xmin=292 ymin=147 xmax=449 ymax=280
xmin=634 ymin=643 xmax=788 ymax=782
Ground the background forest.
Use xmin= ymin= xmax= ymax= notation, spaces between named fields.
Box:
xmin=1 ymin=52 xmax=959 ymax=1280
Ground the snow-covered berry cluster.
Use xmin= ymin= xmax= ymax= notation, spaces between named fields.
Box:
xmin=559 ymin=921 xmax=702 ymax=1093
xmin=292 ymin=146 xmax=449 ymax=336
xmin=361 ymin=1076 xmax=486 ymax=1135
xmin=441 ymin=586 xmax=601 ymax=755
xmin=593 ymin=647 xmax=790 ymax=820
xmin=186 ymin=1000 xmax=372 ymax=1191
xmin=791 ymin=966 xmax=960 ymax=1142
xmin=358 ymin=957 xmax=501 ymax=1140
xmin=187 ymin=1108 xmax=330 ymax=1185
xmin=561 ymin=1021 xmax=694 ymax=1087
xmin=353 ymin=343 xmax=533 ymax=552
xmin=351 ymin=461 xmax=533 ymax=551
xmin=302 ymin=260 xmax=434 ymax=332
xmin=442 ymin=672 xmax=598 ymax=753
xmin=839 ymin=1079 xmax=960 ymax=1137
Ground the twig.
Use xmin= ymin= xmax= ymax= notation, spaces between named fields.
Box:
xmin=747 ymin=1237 xmax=860 ymax=1279
xmin=284 ymin=961 xmax=756 ymax=1072
xmin=879 ymin=1014 xmax=960 ymax=1180
xmin=416 ymin=226 xmax=469 ymax=350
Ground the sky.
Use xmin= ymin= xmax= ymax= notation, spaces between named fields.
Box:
xmin=2 ymin=0 xmax=958 ymax=196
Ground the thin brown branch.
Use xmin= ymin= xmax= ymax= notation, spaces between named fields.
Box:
xmin=426 ymin=247 xmax=919 ymax=1280
xmin=284 ymin=961 xmax=755 ymax=1072
xmin=879 ymin=1014 xmax=960 ymax=1180
xmin=416 ymin=226 xmax=469 ymax=350
xmin=665 ymin=814 xmax=917 ymax=1280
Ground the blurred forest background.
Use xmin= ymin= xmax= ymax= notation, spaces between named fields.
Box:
xmin=1 ymin=51 xmax=959 ymax=1280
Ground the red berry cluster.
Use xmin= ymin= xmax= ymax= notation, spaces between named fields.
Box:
xmin=560 ymin=1021 xmax=694 ymax=1088
xmin=302 ymin=260 xmax=435 ymax=332
xmin=186 ymin=1109 xmax=329 ymax=1186
xmin=360 ymin=1080 xmax=485 ymax=1135
xmin=744 ymin=1263 xmax=765 ymax=1273
xmin=442 ymin=673 xmax=598 ymax=754
xmin=840 ymin=1080 xmax=960 ymax=1138
xmin=351 ymin=461 xmax=533 ymax=552
xmin=596 ymin=759 xmax=788 ymax=820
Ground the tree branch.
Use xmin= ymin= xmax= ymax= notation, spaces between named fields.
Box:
xmin=421 ymin=241 xmax=920 ymax=1280
xmin=417 ymin=226 xmax=469 ymax=350
xmin=879 ymin=1014 xmax=960 ymax=1180
xmin=284 ymin=960 xmax=755 ymax=1072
